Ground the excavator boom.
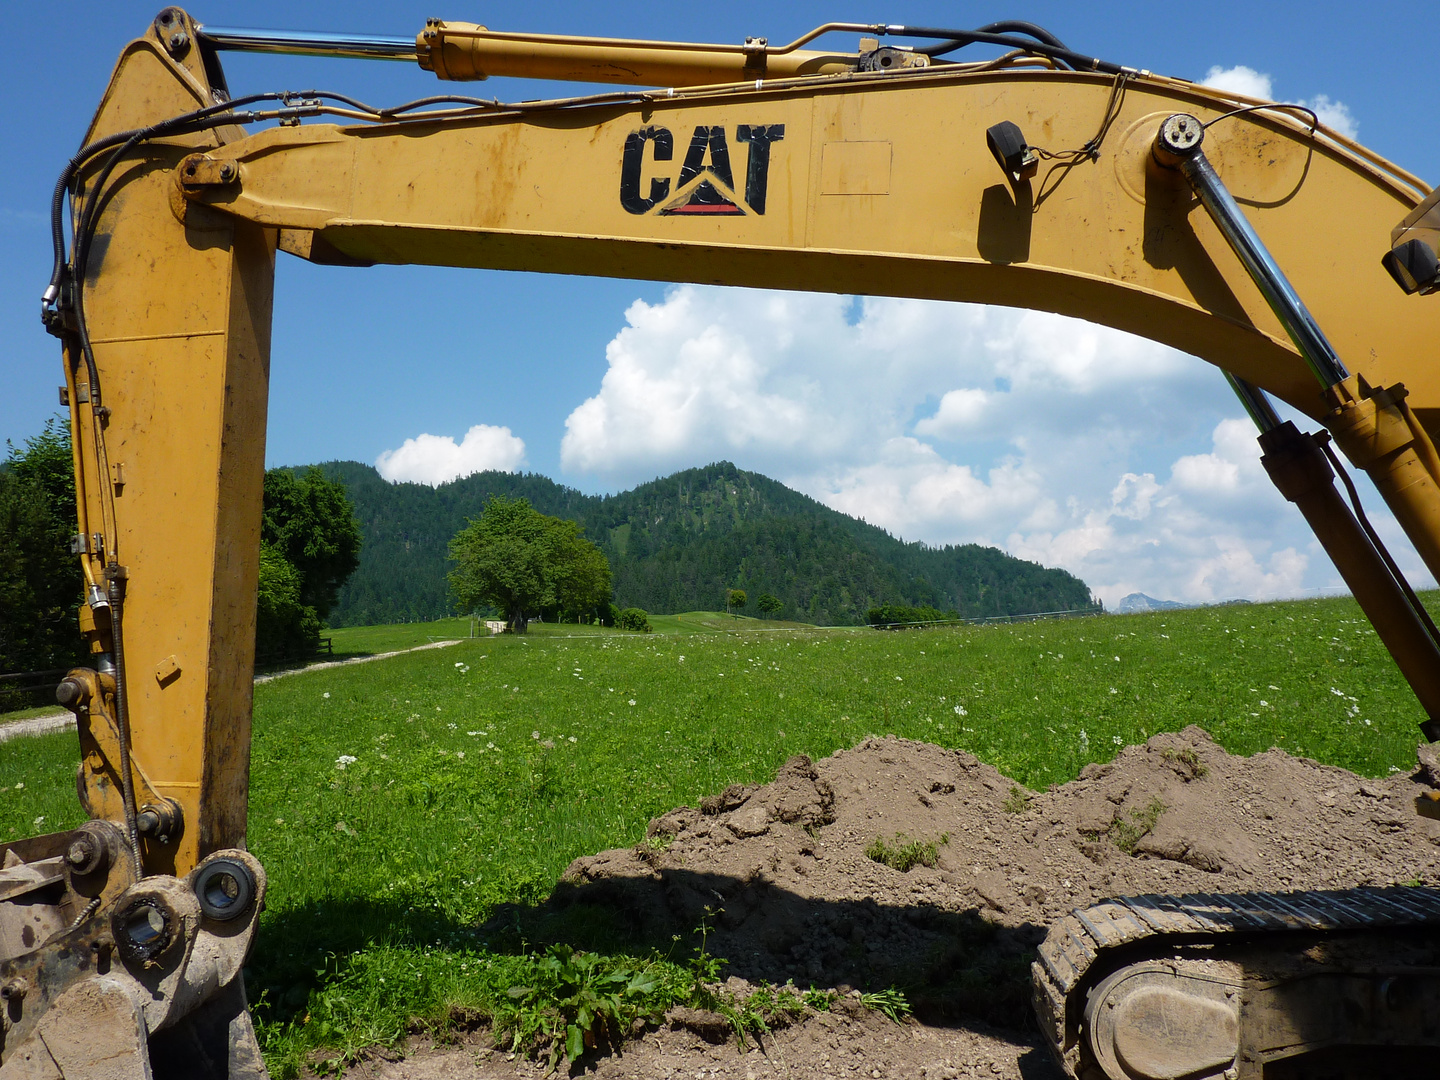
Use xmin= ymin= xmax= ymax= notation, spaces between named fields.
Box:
xmin=9 ymin=8 xmax=1440 ymax=1077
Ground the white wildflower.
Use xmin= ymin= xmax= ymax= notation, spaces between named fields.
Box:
xmin=568 ymin=736 xmax=577 ymax=743
xmin=323 ymin=692 xmax=330 ymax=699
xmin=456 ymin=751 xmax=465 ymax=760
xmin=531 ymin=731 xmax=540 ymax=740
xmin=1112 ymin=736 xmax=1123 ymax=745
xmin=628 ymin=699 xmax=637 ymax=706
xmin=335 ymin=755 xmax=357 ymax=770
xmin=953 ymin=705 xmax=967 ymax=716
xmin=13 ymin=783 xmax=22 ymax=790
xmin=32 ymin=816 xmax=44 ymax=827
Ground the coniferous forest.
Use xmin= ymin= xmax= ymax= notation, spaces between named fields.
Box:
xmin=310 ymin=461 xmax=1097 ymax=627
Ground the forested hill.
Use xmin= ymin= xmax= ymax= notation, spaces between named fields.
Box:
xmin=310 ymin=461 xmax=1097 ymax=627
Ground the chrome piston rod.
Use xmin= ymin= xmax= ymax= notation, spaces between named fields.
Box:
xmin=1152 ymin=114 xmax=1348 ymax=391
xmin=1160 ymin=116 xmax=1440 ymax=736
xmin=196 ymin=24 xmax=418 ymax=62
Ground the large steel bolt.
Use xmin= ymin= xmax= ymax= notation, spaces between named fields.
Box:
xmin=66 ymin=836 xmax=95 ymax=869
xmin=54 ymin=677 xmax=85 ymax=710
xmin=1154 ymin=113 xmax=1205 ymax=167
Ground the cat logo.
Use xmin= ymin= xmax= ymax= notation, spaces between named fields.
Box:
xmin=620 ymin=124 xmax=784 ymax=216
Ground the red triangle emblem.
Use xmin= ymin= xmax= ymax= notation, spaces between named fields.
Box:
xmin=660 ymin=179 xmax=745 ymax=216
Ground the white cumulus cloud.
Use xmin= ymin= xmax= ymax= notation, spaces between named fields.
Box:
xmin=1201 ymin=64 xmax=1272 ymax=100
xmin=914 ymin=388 xmax=991 ymax=438
xmin=375 ymin=424 xmax=526 ymax=486
xmin=560 ymin=286 xmax=1431 ymax=606
xmin=1200 ymin=65 xmax=1358 ymax=139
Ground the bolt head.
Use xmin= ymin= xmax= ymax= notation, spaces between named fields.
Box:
xmin=1159 ymin=113 xmax=1204 ymax=156
xmin=66 ymin=838 xmax=93 ymax=868
xmin=54 ymin=678 xmax=83 ymax=709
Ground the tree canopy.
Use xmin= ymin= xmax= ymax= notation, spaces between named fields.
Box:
xmin=448 ymin=496 xmax=612 ymax=632
xmin=257 ymin=467 xmax=361 ymax=658
xmin=0 ymin=419 xmax=85 ymax=676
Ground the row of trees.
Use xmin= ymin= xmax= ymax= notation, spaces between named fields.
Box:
xmin=724 ymin=589 xmax=783 ymax=615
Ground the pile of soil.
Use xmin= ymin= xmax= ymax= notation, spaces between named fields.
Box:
xmin=340 ymin=727 xmax=1440 ymax=1079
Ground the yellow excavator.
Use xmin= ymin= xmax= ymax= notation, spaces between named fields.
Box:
xmin=12 ymin=7 xmax=1440 ymax=1077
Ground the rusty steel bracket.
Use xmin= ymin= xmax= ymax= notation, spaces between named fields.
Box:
xmin=55 ymin=669 xmax=185 ymax=850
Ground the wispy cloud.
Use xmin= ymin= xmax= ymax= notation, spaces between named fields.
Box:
xmin=0 ymin=207 xmax=47 ymax=229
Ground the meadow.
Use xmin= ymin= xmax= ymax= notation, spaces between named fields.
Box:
xmin=0 ymin=592 xmax=1434 ymax=1073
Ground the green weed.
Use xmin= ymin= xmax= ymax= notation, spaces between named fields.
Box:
xmin=1002 ymin=785 xmax=1032 ymax=813
xmin=1161 ymin=746 xmax=1208 ymax=778
xmin=866 ymin=833 xmax=949 ymax=872
xmin=1109 ymin=798 xmax=1167 ymax=855
xmin=859 ymin=987 xmax=913 ymax=1022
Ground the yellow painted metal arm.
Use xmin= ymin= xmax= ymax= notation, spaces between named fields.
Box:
xmin=180 ymin=68 xmax=1435 ymax=436
xmin=415 ymin=21 xmax=867 ymax=85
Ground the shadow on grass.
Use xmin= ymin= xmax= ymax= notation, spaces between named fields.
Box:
xmin=249 ymin=866 xmax=1050 ymax=1037
xmin=496 ymin=867 xmax=1048 ymax=1030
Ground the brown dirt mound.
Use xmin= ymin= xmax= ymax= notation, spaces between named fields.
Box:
xmin=344 ymin=728 xmax=1440 ymax=1078
xmin=548 ymin=726 xmax=1440 ymax=1027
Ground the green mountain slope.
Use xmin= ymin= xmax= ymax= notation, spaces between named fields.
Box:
xmin=308 ymin=461 xmax=1097 ymax=627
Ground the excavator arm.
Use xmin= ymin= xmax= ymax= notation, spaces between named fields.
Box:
xmin=11 ymin=7 xmax=1440 ymax=1077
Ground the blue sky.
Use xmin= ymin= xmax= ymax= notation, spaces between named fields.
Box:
xmin=2 ymin=1 xmax=1434 ymax=606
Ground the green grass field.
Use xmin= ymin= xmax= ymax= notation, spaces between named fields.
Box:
xmin=0 ymin=593 xmax=1434 ymax=1073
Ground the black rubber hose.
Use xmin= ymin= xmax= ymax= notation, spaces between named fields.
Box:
xmin=897 ymin=24 xmax=1123 ymax=73
xmin=974 ymin=21 xmax=1071 ymax=49
xmin=46 ymin=91 xmax=294 ymax=307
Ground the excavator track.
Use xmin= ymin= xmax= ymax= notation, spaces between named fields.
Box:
xmin=1034 ymin=885 xmax=1440 ymax=1080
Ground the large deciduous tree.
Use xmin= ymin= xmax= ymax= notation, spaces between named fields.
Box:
xmin=257 ymin=467 xmax=362 ymax=658
xmin=448 ymin=496 xmax=612 ymax=633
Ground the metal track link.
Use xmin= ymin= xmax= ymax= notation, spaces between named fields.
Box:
xmin=1032 ymin=885 xmax=1440 ymax=1075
